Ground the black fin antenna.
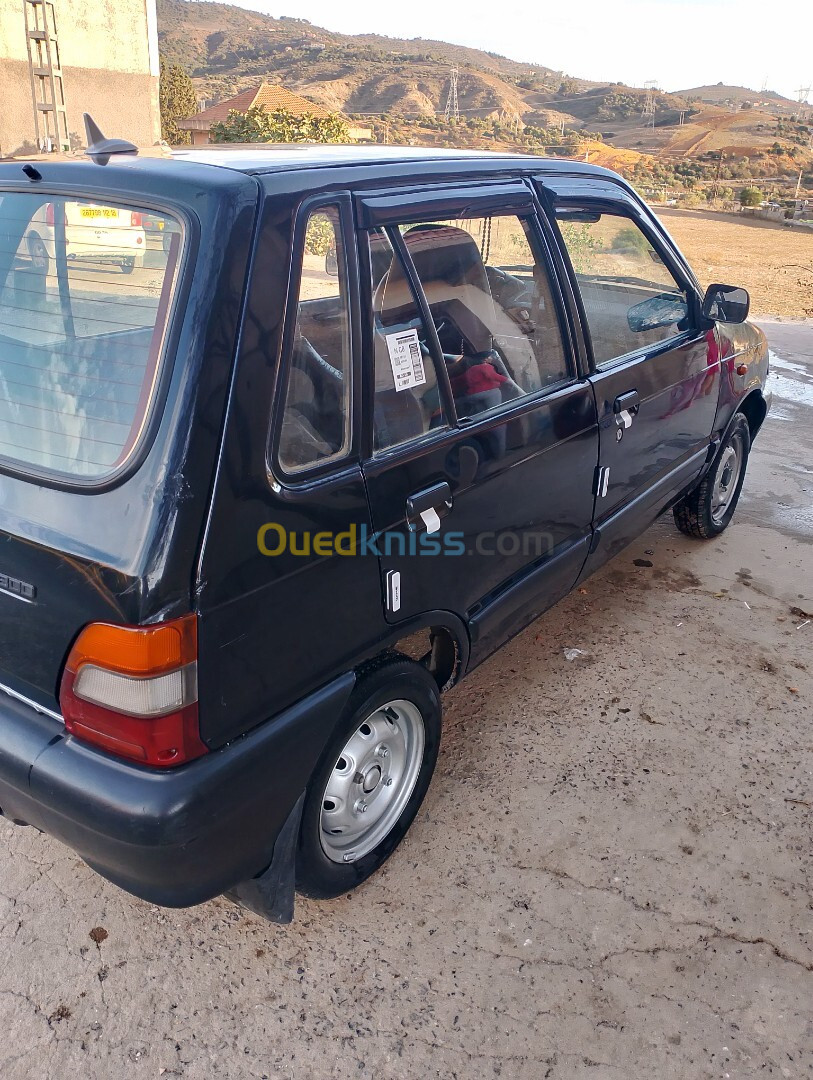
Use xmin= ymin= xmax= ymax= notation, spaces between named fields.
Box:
xmin=83 ymin=113 xmax=138 ymax=166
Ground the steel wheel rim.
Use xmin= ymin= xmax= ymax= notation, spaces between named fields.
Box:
xmin=319 ymin=699 xmax=425 ymax=864
xmin=28 ymin=237 xmax=48 ymax=272
xmin=711 ymin=440 xmax=742 ymax=525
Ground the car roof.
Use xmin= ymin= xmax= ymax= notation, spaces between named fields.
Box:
xmin=169 ymin=143 xmax=617 ymax=179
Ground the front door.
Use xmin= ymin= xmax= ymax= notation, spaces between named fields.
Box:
xmin=551 ymin=197 xmax=720 ymax=564
xmin=357 ymin=186 xmax=599 ymax=662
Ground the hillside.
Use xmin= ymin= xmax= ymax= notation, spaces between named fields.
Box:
xmin=156 ymin=0 xmax=812 ymax=194
xmin=677 ymin=84 xmax=798 ymax=108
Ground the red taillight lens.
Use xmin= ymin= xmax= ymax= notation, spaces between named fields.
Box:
xmin=45 ymin=203 xmax=67 ymax=226
xmin=59 ymin=615 xmax=207 ymax=768
xmin=130 ymin=212 xmax=142 ymax=227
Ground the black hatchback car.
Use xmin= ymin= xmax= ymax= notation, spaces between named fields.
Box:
xmin=0 ymin=139 xmax=769 ymax=921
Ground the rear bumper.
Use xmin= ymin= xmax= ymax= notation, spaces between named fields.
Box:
xmin=0 ymin=673 xmax=354 ymax=908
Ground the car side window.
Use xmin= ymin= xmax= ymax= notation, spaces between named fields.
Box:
xmin=395 ymin=215 xmax=570 ymax=423
xmin=368 ymin=227 xmax=448 ymax=452
xmin=555 ymin=207 xmax=691 ymax=368
xmin=278 ymin=207 xmax=351 ymax=473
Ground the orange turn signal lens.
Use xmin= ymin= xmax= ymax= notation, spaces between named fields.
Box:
xmin=65 ymin=614 xmax=197 ymax=678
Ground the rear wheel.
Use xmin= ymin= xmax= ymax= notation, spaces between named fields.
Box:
xmin=296 ymin=656 xmax=441 ymax=899
xmin=120 ymin=257 xmax=136 ymax=274
xmin=27 ymin=233 xmax=49 ymax=275
xmin=673 ymin=413 xmax=750 ymax=538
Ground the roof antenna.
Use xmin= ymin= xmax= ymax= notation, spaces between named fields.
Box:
xmin=83 ymin=113 xmax=138 ymax=166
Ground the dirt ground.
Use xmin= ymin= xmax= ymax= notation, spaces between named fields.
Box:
xmin=0 ymin=322 xmax=811 ymax=1078
xmin=654 ymin=208 xmax=813 ymax=319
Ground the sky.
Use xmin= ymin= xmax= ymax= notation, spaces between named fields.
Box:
xmin=222 ymin=0 xmax=811 ymax=102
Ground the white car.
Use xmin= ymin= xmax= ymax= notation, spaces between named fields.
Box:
xmin=25 ymin=200 xmax=146 ymax=275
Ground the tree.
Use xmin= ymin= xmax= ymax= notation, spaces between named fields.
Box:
xmin=210 ymin=105 xmax=349 ymax=144
xmin=159 ymin=59 xmax=198 ymax=145
xmin=739 ymin=186 xmax=762 ymax=207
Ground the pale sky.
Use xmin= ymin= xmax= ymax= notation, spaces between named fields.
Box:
xmin=224 ymin=0 xmax=811 ymax=103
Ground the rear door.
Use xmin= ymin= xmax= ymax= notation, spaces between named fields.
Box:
xmin=356 ymin=183 xmax=598 ymax=662
xmin=544 ymin=183 xmax=719 ymax=563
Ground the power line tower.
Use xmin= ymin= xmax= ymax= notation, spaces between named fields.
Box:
xmin=642 ymin=80 xmax=658 ymax=131
xmin=796 ymin=85 xmax=811 ymax=121
xmin=760 ymin=75 xmax=768 ymax=94
xmin=444 ymin=65 xmax=460 ymax=123
xmin=23 ymin=0 xmax=70 ymax=152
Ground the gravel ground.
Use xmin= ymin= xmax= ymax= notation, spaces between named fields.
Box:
xmin=0 ymin=322 xmax=811 ymax=1079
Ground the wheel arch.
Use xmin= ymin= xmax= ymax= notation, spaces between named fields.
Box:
xmin=738 ymin=389 xmax=768 ymax=441
xmin=356 ymin=611 xmax=470 ymax=694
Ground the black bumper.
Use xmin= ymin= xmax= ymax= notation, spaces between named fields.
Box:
xmin=0 ymin=673 xmax=354 ymax=908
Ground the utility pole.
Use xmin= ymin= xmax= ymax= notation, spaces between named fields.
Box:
xmin=444 ymin=65 xmax=459 ymax=123
xmin=712 ymin=150 xmax=724 ymax=204
xmin=795 ymin=167 xmax=804 ymax=200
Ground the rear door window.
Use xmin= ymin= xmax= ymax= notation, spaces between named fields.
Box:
xmin=0 ymin=193 xmax=183 ymax=481
xmin=368 ymin=226 xmax=448 ymax=452
xmin=395 ymin=215 xmax=571 ymax=422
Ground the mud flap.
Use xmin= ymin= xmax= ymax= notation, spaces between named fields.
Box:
xmin=226 ymin=792 xmax=305 ymax=923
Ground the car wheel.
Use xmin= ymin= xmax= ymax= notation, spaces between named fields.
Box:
xmin=296 ymin=654 xmax=441 ymax=900
xmin=673 ymin=413 xmax=751 ymax=539
xmin=27 ymin=233 xmax=49 ymax=274
xmin=120 ymin=258 xmax=136 ymax=275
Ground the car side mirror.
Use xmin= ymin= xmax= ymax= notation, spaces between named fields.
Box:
xmin=702 ymin=283 xmax=749 ymax=324
xmin=627 ymin=292 xmax=689 ymax=333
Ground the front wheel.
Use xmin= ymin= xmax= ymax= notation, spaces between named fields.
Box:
xmin=673 ymin=413 xmax=751 ymax=539
xmin=296 ymin=655 xmax=441 ymax=900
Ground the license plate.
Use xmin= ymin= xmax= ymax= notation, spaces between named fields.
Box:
xmin=79 ymin=207 xmax=119 ymax=219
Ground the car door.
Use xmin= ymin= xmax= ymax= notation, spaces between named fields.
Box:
xmin=544 ymin=182 xmax=720 ymax=567
xmin=356 ymin=182 xmax=598 ymax=664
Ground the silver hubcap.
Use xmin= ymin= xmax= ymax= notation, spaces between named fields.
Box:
xmin=711 ymin=441 xmax=742 ymax=524
xmin=320 ymin=699 xmax=425 ymax=864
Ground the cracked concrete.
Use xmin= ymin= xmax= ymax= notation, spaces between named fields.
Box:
xmin=0 ymin=322 xmax=811 ymax=1077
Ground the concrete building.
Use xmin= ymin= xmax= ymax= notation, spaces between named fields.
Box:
xmin=178 ymin=82 xmax=373 ymax=146
xmin=0 ymin=0 xmax=160 ymax=158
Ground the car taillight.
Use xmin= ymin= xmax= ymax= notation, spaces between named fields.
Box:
xmin=130 ymin=212 xmax=142 ymax=227
xmin=59 ymin=615 xmax=207 ymax=768
xmin=45 ymin=203 xmax=68 ymax=226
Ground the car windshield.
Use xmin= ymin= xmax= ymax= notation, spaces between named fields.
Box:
xmin=0 ymin=193 xmax=183 ymax=481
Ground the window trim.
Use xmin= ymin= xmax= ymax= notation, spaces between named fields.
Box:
xmin=269 ymin=192 xmax=360 ymax=484
xmin=551 ymin=197 xmax=702 ymax=374
xmin=0 ymin=186 xmax=196 ymax=493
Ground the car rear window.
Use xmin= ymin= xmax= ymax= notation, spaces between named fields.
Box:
xmin=0 ymin=192 xmax=183 ymax=481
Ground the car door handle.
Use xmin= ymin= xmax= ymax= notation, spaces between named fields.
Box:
xmin=613 ymin=390 xmax=640 ymax=414
xmin=406 ymin=482 xmax=452 ymax=533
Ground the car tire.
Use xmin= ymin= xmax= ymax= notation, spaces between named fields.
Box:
xmin=296 ymin=654 xmax=441 ymax=900
xmin=27 ymin=233 xmax=49 ymax=275
xmin=120 ymin=258 xmax=136 ymax=275
xmin=673 ymin=413 xmax=751 ymax=539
